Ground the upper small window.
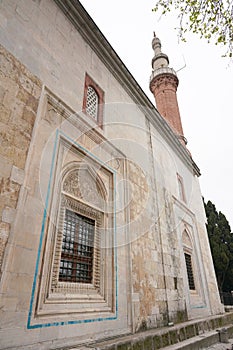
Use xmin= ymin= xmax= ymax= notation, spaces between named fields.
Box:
xmin=83 ymin=73 xmax=104 ymax=127
xmin=177 ymin=173 xmax=186 ymax=203
xmin=86 ymin=86 xmax=99 ymax=120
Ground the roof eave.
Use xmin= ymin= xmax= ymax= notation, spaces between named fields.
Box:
xmin=53 ymin=0 xmax=201 ymax=177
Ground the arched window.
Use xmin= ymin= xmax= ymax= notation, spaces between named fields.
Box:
xmin=53 ymin=165 xmax=106 ymax=291
xmin=184 ymin=252 xmax=195 ymax=290
xmin=182 ymin=229 xmax=196 ymax=290
xmin=83 ymin=73 xmax=104 ymax=126
xmin=86 ymin=86 xmax=99 ymax=120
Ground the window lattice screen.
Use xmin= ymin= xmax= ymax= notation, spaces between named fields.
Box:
xmin=86 ymin=86 xmax=98 ymax=120
xmin=184 ymin=253 xmax=195 ymax=290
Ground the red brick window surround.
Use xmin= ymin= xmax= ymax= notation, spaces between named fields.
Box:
xmin=83 ymin=73 xmax=104 ymax=127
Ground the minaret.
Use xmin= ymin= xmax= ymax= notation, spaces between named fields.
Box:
xmin=149 ymin=33 xmax=187 ymax=145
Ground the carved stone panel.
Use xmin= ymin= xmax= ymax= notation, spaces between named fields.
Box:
xmin=63 ymin=168 xmax=105 ymax=210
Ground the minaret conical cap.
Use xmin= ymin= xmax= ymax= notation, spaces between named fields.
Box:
xmin=151 ymin=32 xmax=169 ymax=70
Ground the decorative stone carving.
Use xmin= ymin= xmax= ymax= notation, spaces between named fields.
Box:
xmin=61 ymin=195 xmax=102 ymax=221
xmin=62 ymin=169 xmax=105 ymax=209
xmin=182 ymin=229 xmax=192 ymax=248
xmin=63 ymin=170 xmax=82 ymax=198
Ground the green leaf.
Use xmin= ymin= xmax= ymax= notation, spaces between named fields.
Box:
xmin=153 ymin=0 xmax=233 ymax=58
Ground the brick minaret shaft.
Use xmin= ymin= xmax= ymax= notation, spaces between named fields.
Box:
xmin=150 ymin=33 xmax=187 ymax=145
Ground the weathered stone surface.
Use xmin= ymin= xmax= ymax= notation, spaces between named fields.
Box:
xmin=10 ymin=166 xmax=25 ymax=185
xmin=0 ymin=178 xmax=20 ymax=209
xmin=2 ymin=207 xmax=16 ymax=224
xmin=153 ymin=334 xmax=162 ymax=349
xmin=0 ymin=222 xmax=9 ymax=271
xmin=0 ymin=43 xmax=41 ymax=280
xmin=0 ymin=154 xmax=12 ymax=178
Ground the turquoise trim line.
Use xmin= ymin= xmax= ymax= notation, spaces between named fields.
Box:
xmin=191 ymin=305 xmax=207 ymax=309
xmin=27 ymin=129 xmax=118 ymax=329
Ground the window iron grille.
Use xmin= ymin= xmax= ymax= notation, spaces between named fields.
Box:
xmin=184 ymin=253 xmax=195 ymax=290
xmin=59 ymin=209 xmax=95 ymax=283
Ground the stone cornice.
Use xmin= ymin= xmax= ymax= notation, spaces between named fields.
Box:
xmin=53 ymin=0 xmax=201 ymax=177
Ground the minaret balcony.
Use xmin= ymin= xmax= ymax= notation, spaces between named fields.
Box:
xmin=150 ymin=67 xmax=177 ymax=83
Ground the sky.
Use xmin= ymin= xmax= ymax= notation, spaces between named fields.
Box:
xmin=80 ymin=0 xmax=233 ymax=229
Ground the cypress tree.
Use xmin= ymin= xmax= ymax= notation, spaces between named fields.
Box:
xmin=204 ymin=200 xmax=233 ymax=292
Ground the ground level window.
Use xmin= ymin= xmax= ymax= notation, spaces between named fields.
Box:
xmin=184 ymin=253 xmax=195 ymax=290
xmin=59 ymin=209 xmax=95 ymax=283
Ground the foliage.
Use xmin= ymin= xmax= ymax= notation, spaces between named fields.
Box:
xmin=153 ymin=0 xmax=233 ymax=57
xmin=204 ymin=199 xmax=233 ymax=292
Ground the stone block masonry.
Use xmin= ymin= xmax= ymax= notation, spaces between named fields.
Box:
xmin=0 ymin=44 xmax=42 ymax=276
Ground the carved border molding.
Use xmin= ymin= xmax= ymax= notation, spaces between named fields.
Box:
xmin=51 ymin=194 xmax=103 ymax=296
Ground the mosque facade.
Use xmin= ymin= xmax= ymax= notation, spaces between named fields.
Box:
xmin=0 ymin=1 xmax=223 ymax=349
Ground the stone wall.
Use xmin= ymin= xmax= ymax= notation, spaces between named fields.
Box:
xmin=0 ymin=44 xmax=42 ymax=276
